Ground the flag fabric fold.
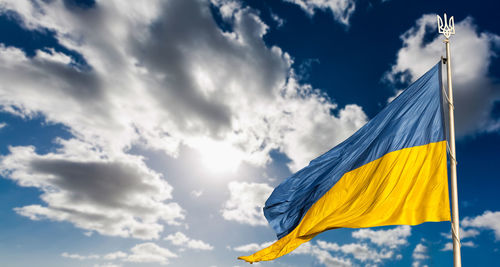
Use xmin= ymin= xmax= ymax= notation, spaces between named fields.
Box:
xmin=239 ymin=63 xmax=451 ymax=263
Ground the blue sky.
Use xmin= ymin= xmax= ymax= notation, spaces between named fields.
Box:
xmin=0 ymin=0 xmax=499 ymax=266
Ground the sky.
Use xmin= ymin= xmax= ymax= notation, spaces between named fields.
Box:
xmin=0 ymin=0 xmax=499 ymax=266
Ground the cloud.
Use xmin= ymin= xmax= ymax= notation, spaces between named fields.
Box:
xmin=103 ymin=251 xmax=127 ymax=261
xmin=0 ymin=121 xmax=6 ymax=130
xmin=1 ymin=139 xmax=184 ymax=240
xmin=94 ymin=264 xmax=122 ymax=267
xmin=275 ymin=89 xmax=367 ymax=171
xmin=221 ymin=181 xmax=273 ymax=226
xmin=317 ymin=240 xmax=393 ymax=263
xmin=386 ymin=14 xmax=500 ymax=136
xmin=440 ymin=227 xmax=480 ymax=240
xmin=271 ymin=12 xmax=285 ymax=28
xmin=232 ymin=241 xmax=274 ymax=252
xmin=439 ymin=211 xmax=500 ymax=251
xmin=411 ymin=243 xmax=429 ymax=267
xmin=387 ymin=89 xmax=403 ymax=103
xmin=440 ymin=242 xmax=453 ymax=252
xmin=292 ymin=234 xmax=408 ymax=266
xmin=462 ymin=240 xmax=476 ymax=247
xmin=283 ymin=0 xmax=356 ymax=26
xmin=352 ymin=226 xmax=411 ymax=248
xmin=210 ymin=0 xmax=242 ymax=19
xmin=190 ymin=190 xmax=203 ymax=198
xmin=125 ymin=242 xmax=177 ymax=265
xmin=61 ymin=252 xmax=99 ymax=260
xmin=412 ymin=243 xmax=428 ymax=260
xmin=462 ymin=210 xmax=500 ymax=240
xmin=441 ymin=241 xmax=475 ymax=251
xmin=62 ymin=242 xmax=176 ymax=266
xmin=164 ymin=232 xmax=214 ymax=251
xmin=292 ymin=242 xmax=352 ymax=267
xmin=412 ymin=262 xmax=429 ymax=267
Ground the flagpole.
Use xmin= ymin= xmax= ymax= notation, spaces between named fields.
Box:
xmin=437 ymin=13 xmax=462 ymax=267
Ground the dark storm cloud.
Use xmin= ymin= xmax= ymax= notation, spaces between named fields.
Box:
xmin=32 ymin=54 xmax=103 ymax=100
xmin=130 ymin=0 xmax=289 ymax=135
xmin=2 ymin=144 xmax=184 ymax=239
xmin=30 ymin=158 xmax=159 ymax=210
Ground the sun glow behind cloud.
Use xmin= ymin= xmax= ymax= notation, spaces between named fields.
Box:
xmin=193 ymin=138 xmax=243 ymax=174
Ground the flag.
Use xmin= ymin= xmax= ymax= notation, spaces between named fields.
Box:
xmin=238 ymin=63 xmax=451 ymax=263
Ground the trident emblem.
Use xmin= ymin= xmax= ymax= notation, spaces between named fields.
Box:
xmin=437 ymin=13 xmax=455 ymax=39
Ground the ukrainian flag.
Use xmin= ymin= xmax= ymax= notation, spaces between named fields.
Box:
xmin=239 ymin=63 xmax=450 ymax=263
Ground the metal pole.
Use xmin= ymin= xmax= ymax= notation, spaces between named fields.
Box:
xmin=438 ymin=13 xmax=461 ymax=267
xmin=445 ymin=38 xmax=462 ymax=267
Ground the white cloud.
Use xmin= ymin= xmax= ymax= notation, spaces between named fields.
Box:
xmin=292 ymin=242 xmax=352 ymax=267
xmin=190 ymin=190 xmax=203 ymax=198
xmin=352 ymin=226 xmax=411 ymax=248
xmin=61 ymin=252 xmax=99 ymax=260
xmin=439 ymin=212 xmax=499 ymax=251
xmin=61 ymin=242 xmax=176 ymax=266
xmin=387 ymin=89 xmax=403 ymax=103
xmin=440 ymin=227 xmax=480 ymax=240
xmin=412 ymin=243 xmax=429 ymax=267
xmin=210 ymin=0 xmax=242 ymax=19
xmin=412 ymin=262 xmax=428 ymax=267
xmin=386 ymin=14 xmax=500 ymax=136
xmin=317 ymin=240 xmax=393 ymax=263
xmin=441 ymin=241 xmax=475 ymax=251
xmin=462 ymin=211 xmax=500 ymax=240
xmin=0 ymin=122 xmax=6 ymax=130
xmin=84 ymin=231 xmax=93 ymax=237
xmin=164 ymin=232 xmax=214 ymax=251
xmin=441 ymin=242 xmax=453 ymax=252
xmin=1 ymin=140 xmax=184 ymax=240
xmin=412 ymin=244 xmax=428 ymax=260
xmin=125 ymin=242 xmax=177 ymax=265
xmin=221 ymin=181 xmax=273 ymax=226
xmin=232 ymin=241 xmax=274 ymax=252
xmin=271 ymin=12 xmax=285 ymax=28
xmin=275 ymin=90 xmax=367 ymax=171
xmin=94 ymin=264 xmax=122 ymax=267
xmin=103 ymin=251 xmax=127 ymax=261
xmin=283 ymin=0 xmax=356 ymax=26
xmin=462 ymin=240 xmax=476 ymax=248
